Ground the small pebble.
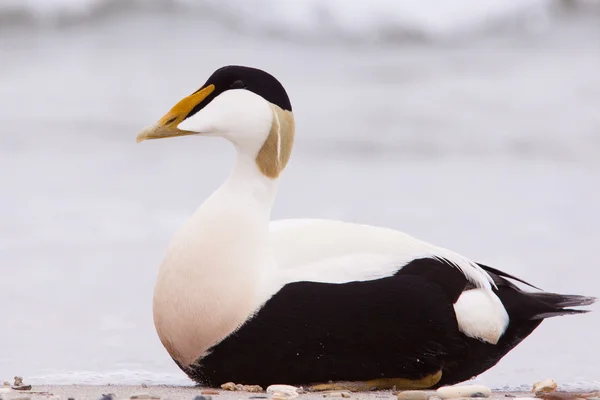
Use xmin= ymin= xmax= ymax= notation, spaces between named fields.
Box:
xmin=533 ymin=379 xmax=558 ymax=394
xmin=323 ymin=392 xmax=352 ymax=398
xmin=436 ymin=385 xmax=491 ymax=399
xmin=68 ymin=398 xmax=75 ymax=400
xmin=220 ymin=382 xmax=263 ymax=392
xmin=201 ymin=390 xmax=219 ymax=395
xmin=536 ymin=394 xmax=593 ymax=400
xmin=248 ymin=396 xmax=268 ymax=399
xmin=130 ymin=393 xmax=160 ymax=399
xmin=440 ymin=398 xmax=481 ymax=400
xmin=142 ymin=383 xmax=148 ymax=388
xmin=221 ymin=383 xmax=236 ymax=391
xmin=99 ymin=394 xmax=115 ymax=400
xmin=267 ymin=385 xmax=299 ymax=399
xmin=397 ymin=391 xmax=429 ymax=400
xmin=193 ymin=396 xmax=211 ymax=400
xmin=12 ymin=385 xmax=32 ymax=391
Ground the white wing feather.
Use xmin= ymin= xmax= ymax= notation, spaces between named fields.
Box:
xmin=270 ymin=218 xmax=494 ymax=289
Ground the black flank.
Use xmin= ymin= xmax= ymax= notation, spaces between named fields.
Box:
xmin=183 ymin=258 xmax=470 ymax=387
xmin=177 ymin=258 xmax=594 ymax=388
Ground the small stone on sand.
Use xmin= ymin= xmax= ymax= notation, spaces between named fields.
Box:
xmin=397 ymin=391 xmax=429 ymax=400
xmin=193 ymin=396 xmax=211 ymax=400
xmin=267 ymin=385 xmax=299 ymax=399
xmin=321 ymin=391 xmax=353 ymax=398
xmin=201 ymin=390 xmax=220 ymax=395
xmin=437 ymin=385 xmax=492 ymax=399
xmin=532 ymin=379 xmax=558 ymax=394
xmin=220 ymin=382 xmax=263 ymax=392
xmin=130 ymin=393 xmax=160 ymax=399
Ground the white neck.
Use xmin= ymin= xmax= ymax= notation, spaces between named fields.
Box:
xmin=222 ymin=145 xmax=279 ymax=212
xmin=152 ymin=147 xmax=279 ymax=367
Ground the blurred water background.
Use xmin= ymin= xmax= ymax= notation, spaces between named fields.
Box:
xmin=0 ymin=0 xmax=599 ymax=390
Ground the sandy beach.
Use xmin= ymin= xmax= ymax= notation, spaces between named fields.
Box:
xmin=1 ymin=384 xmax=598 ymax=400
xmin=2 ymin=384 xmax=600 ymax=400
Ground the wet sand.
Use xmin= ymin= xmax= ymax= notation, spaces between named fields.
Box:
xmin=2 ymin=385 xmax=598 ymax=400
xmin=4 ymin=385 xmax=600 ymax=400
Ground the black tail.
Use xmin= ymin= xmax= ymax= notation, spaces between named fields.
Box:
xmin=481 ymin=264 xmax=596 ymax=322
xmin=436 ymin=265 xmax=596 ymax=387
xmin=526 ymin=292 xmax=596 ymax=319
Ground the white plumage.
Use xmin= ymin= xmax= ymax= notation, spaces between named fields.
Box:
xmin=138 ymin=65 xmax=594 ymax=389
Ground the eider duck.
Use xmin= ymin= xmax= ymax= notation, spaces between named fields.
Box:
xmin=137 ymin=65 xmax=595 ymax=390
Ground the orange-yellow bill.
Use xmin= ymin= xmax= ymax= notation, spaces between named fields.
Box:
xmin=136 ymin=84 xmax=215 ymax=143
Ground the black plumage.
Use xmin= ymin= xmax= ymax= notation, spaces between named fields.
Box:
xmin=180 ymin=258 xmax=594 ymax=388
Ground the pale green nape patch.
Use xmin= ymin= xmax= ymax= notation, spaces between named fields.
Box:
xmin=256 ymin=104 xmax=295 ymax=179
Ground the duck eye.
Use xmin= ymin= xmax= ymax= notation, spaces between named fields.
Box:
xmin=230 ymin=80 xmax=246 ymax=89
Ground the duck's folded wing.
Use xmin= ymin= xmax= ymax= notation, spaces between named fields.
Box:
xmin=268 ymin=219 xmax=508 ymax=345
xmin=269 ymin=218 xmax=493 ymax=290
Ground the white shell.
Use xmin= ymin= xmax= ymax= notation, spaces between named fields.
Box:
xmin=397 ymin=391 xmax=429 ymax=400
xmin=323 ymin=392 xmax=352 ymax=398
xmin=436 ymin=384 xmax=491 ymax=399
xmin=266 ymin=385 xmax=299 ymax=399
xmin=532 ymin=378 xmax=558 ymax=393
